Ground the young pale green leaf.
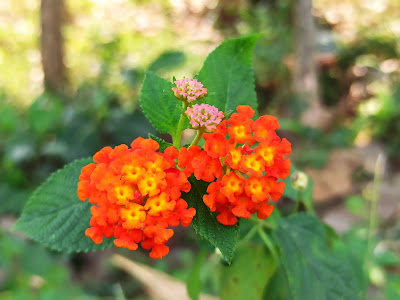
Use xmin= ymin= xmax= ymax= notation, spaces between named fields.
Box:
xmin=140 ymin=71 xmax=182 ymax=137
xmin=198 ymin=35 xmax=260 ymax=114
xmin=15 ymin=158 xmax=114 ymax=252
xmin=274 ymin=213 xmax=362 ymax=300
xmin=148 ymin=133 xmax=173 ymax=152
xmin=182 ymin=179 xmax=240 ymax=264
xmin=220 ymin=244 xmax=276 ymax=300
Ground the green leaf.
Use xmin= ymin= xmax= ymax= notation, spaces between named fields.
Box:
xmin=15 ymin=158 xmax=114 ymax=252
xmin=140 ymin=71 xmax=182 ymax=137
xmin=344 ymin=195 xmax=367 ymax=217
xmin=332 ymin=235 xmax=367 ymax=294
xmin=282 ymin=165 xmax=314 ymax=213
xmin=274 ymin=213 xmax=362 ymax=300
xmin=220 ymin=244 xmax=276 ymax=300
xmin=0 ymin=105 xmax=19 ymax=133
xmin=182 ymin=179 xmax=240 ymax=264
xmin=148 ymin=133 xmax=173 ymax=152
xmin=198 ymin=35 xmax=260 ymax=114
xmin=148 ymin=51 xmax=185 ymax=72
xmin=186 ymin=251 xmax=207 ymax=300
xmin=263 ymin=266 xmax=292 ymax=300
xmin=374 ymin=250 xmax=400 ymax=267
xmin=386 ymin=275 xmax=400 ymax=300
xmin=29 ymin=92 xmax=63 ymax=134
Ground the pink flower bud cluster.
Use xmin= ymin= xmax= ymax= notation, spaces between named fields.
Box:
xmin=172 ymin=78 xmax=207 ymax=102
xmin=185 ymin=104 xmax=224 ymax=132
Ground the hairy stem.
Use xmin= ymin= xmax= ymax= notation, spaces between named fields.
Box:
xmin=190 ymin=129 xmax=204 ymax=146
xmin=173 ymin=102 xmax=188 ymax=148
xmin=258 ymin=226 xmax=279 ymax=263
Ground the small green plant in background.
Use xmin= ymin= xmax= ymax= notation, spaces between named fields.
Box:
xmin=11 ymin=35 xmax=400 ymax=300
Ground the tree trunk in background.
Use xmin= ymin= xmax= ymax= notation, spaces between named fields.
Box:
xmin=41 ymin=0 xmax=65 ymax=92
xmin=293 ymin=0 xmax=330 ymax=128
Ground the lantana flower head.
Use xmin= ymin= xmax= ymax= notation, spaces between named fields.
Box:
xmin=172 ymin=78 xmax=207 ymax=102
xmin=178 ymin=105 xmax=291 ymax=225
xmin=185 ymin=104 xmax=224 ymax=132
xmin=78 ymin=137 xmax=196 ymax=259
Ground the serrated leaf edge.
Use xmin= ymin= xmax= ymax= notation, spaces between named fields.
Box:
xmin=14 ymin=157 xmax=114 ymax=253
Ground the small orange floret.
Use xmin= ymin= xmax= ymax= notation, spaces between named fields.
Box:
xmin=228 ymin=123 xmax=253 ymax=144
xmin=252 ymin=115 xmax=280 ymax=142
xmin=78 ymin=137 xmax=196 ymax=259
xmin=192 ymin=153 xmax=222 ymax=182
xmin=279 ymin=138 xmax=292 ymax=156
xmin=178 ymin=146 xmax=222 ymax=182
xmin=80 ymin=163 xmax=97 ymax=180
xmin=93 ymin=147 xmax=113 ymax=164
xmin=169 ymin=199 xmax=196 ymax=227
xmin=204 ymin=133 xmax=228 ymax=158
xmin=109 ymin=144 xmax=129 ymax=160
xmin=241 ymin=153 xmax=265 ymax=178
xmin=274 ymin=157 xmax=291 ymax=180
xmin=220 ymin=172 xmax=244 ymax=200
xmin=121 ymin=164 xmax=145 ymax=184
xmin=225 ymin=146 xmax=243 ymax=169
xmin=90 ymin=164 xmax=118 ymax=191
xmin=236 ymin=105 xmax=255 ymax=118
xmin=216 ymin=210 xmax=237 ymax=226
xmin=178 ymin=146 xmax=202 ymax=177
xmin=85 ymin=227 xmax=104 ymax=244
xmin=163 ymin=146 xmax=179 ymax=160
xmin=149 ymin=243 xmax=170 ymax=259
xmin=121 ymin=203 xmax=146 ymax=229
xmin=245 ymin=177 xmax=270 ymax=203
xmin=255 ymin=143 xmax=275 ymax=167
xmin=137 ymin=172 xmax=166 ymax=197
xmin=253 ymin=203 xmax=274 ymax=219
xmin=231 ymin=195 xmax=254 ymax=218
xmin=77 ymin=181 xmax=91 ymax=201
xmin=130 ymin=137 xmax=159 ymax=152
xmin=144 ymin=193 xmax=176 ymax=217
xmin=108 ymin=182 xmax=135 ymax=205
xmin=114 ymin=225 xmax=142 ymax=250
xmin=270 ymin=181 xmax=285 ymax=201
xmin=203 ymin=181 xmax=227 ymax=212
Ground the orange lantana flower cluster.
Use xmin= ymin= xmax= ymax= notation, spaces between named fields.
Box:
xmin=178 ymin=105 xmax=291 ymax=225
xmin=77 ymin=137 xmax=195 ymax=259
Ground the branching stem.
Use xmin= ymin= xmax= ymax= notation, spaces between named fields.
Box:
xmin=190 ymin=129 xmax=204 ymax=146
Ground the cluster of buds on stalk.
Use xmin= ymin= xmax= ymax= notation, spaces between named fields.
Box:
xmin=185 ymin=104 xmax=224 ymax=132
xmin=172 ymin=78 xmax=207 ymax=103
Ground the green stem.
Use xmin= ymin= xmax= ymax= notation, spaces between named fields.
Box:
xmin=292 ymin=190 xmax=303 ymax=213
xmin=366 ymin=154 xmax=384 ymax=263
xmin=173 ymin=102 xmax=188 ymax=148
xmin=258 ymin=226 xmax=279 ymax=264
xmin=190 ymin=129 xmax=204 ymax=146
xmin=362 ymin=154 xmax=384 ymax=300
xmin=249 ymin=215 xmax=275 ymax=230
xmin=238 ymin=225 xmax=259 ymax=246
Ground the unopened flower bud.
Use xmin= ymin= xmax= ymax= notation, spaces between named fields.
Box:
xmin=185 ymin=104 xmax=224 ymax=132
xmin=291 ymin=171 xmax=308 ymax=191
xmin=172 ymin=78 xmax=207 ymax=103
